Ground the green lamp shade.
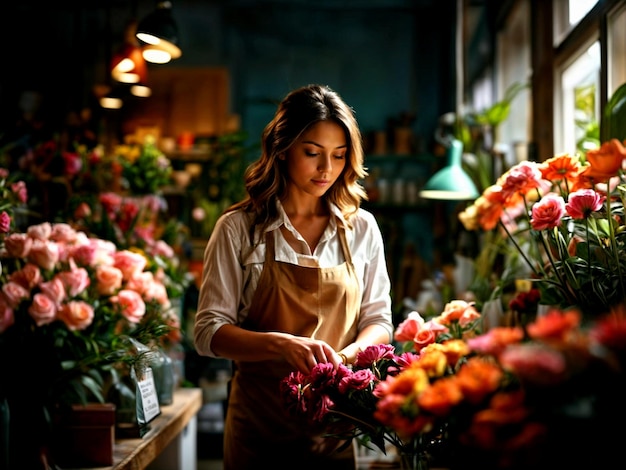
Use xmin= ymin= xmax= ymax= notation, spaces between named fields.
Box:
xmin=420 ymin=139 xmax=479 ymax=200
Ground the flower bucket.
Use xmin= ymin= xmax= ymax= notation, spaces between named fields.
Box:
xmin=51 ymin=403 xmax=116 ymax=467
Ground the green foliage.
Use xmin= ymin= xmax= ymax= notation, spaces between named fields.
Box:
xmin=601 ymin=81 xmax=626 ymax=142
xmin=117 ymin=136 xmax=173 ymax=195
xmin=456 ymin=81 xmax=529 ymax=194
xmin=189 ymin=131 xmax=254 ymax=238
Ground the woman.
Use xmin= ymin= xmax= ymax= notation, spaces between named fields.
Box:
xmin=194 ymin=84 xmax=393 ymax=469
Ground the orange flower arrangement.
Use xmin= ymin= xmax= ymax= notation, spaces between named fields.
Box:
xmin=459 ymin=139 xmax=626 ymax=317
xmin=282 ymin=298 xmax=626 ymax=470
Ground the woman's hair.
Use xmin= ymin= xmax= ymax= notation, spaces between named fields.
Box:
xmin=228 ymin=84 xmax=367 ymax=237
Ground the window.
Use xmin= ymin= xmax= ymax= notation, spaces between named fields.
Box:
xmin=607 ymin=1 xmax=626 ymax=95
xmin=555 ymin=40 xmax=600 ymax=154
xmin=496 ymin=0 xmax=531 ymax=166
xmin=554 ymin=0 xmax=599 ymax=46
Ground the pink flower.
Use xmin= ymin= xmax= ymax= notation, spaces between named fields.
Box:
xmin=279 ymin=370 xmax=309 ymax=415
xmin=71 ymin=242 xmax=97 ymax=267
xmin=499 ymin=161 xmax=543 ymax=200
xmin=565 ymin=188 xmax=605 ymax=219
xmin=0 ymin=211 xmax=11 ymax=233
xmin=394 ymin=311 xmax=425 ymax=342
xmin=74 ymin=202 xmax=92 ymax=219
xmin=3 ymin=233 xmax=33 ymax=257
xmin=117 ymin=200 xmax=140 ymax=232
xmin=10 ymin=181 xmax=27 ymax=203
xmin=111 ymin=289 xmax=146 ymax=323
xmin=338 ymin=368 xmax=376 ymax=394
xmin=0 ymin=296 xmax=14 ymax=333
xmin=99 ymin=192 xmax=123 ymax=216
xmin=113 ymin=250 xmax=148 ymax=280
xmin=161 ymin=308 xmax=182 ymax=344
xmin=95 ymin=265 xmax=123 ymax=296
xmin=144 ymin=280 xmax=170 ymax=307
xmin=192 ymin=207 xmax=206 ymax=221
xmin=152 ymin=240 xmax=175 ymax=258
xmin=530 ymin=193 xmax=565 ymax=230
xmin=91 ymin=238 xmax=117 ymax=265
xmin=499 ymin=344 xmax=567 ymax=386
xmin=28 ymin=239 xmax=60 ymax=271
xmin=126 ymin=271 xmax=155 ymax=295
xmin=50 ymin=223 xmax=79 ymax=243
xmin=57 ymin=300 xmax=95 ymax=331
xmin=39 ymin=278 xmax=66 ymax=305
xmin=438 ymin=300 xmax=479 ymax=325
xmin=26 ymin=222 xmax=52 ymax=240
xmin=309 ymin=362 xmax=338 ymax=391
xmin=353 ymin=344 xmax=396 ymax=369
xmin=56 ymin=265 xmax=91 ymax=297
xmin=2 ymin=281 xmax=30 ymax=309
xmin=9 ymin=263 xmax=41 ymax=290
xmin=62 ymin=151 xmax=83 ymax=176
xmin=28 ymin=293 xmax=57 ymax=326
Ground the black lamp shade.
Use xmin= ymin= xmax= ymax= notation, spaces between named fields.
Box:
xmin=136 ymin=1 xmax=181 ymax=62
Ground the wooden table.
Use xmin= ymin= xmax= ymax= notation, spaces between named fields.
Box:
xmin=71 ymin=387 xmax=203 ymax=470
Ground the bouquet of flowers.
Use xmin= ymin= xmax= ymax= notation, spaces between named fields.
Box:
xmin=280 ymin=300 xmax=483 ymax=469
xmin=70 ymin=190 xmax=193 ymax=303
xmin=452 ymin=306 xmax=626 ymax=470
xmin=0 ymin=222 xmax=180 ymax=407
xmin=281 ymin=299 xmax=626 ymax=470
xmin=459 ymin=138 xmax=626 ymax=318
xmin=114 ymin=135 xmax=173 ymax=195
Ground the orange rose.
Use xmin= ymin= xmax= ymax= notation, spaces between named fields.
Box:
xmin=95 ymin=265 xmax=124 ymax=295
xmin=57 ymin=300 xmax=95 ymax=331
xmin=582 ymin=138 xmax=626 ymax=181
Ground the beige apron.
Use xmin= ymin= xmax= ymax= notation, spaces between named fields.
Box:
xmin=223 ymin=225 xmax=361 ymax=469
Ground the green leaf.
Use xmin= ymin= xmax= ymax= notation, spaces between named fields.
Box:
xmin=601 ymin=82 xmax=626 ymax=142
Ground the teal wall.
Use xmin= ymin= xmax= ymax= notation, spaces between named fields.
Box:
xmin=1 ymin=0 xmax=458 ymax=154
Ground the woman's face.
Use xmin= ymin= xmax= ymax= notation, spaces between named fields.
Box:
xmin=283 ymin=120 xmax=347 ymax=199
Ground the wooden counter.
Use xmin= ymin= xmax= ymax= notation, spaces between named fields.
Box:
xmin=72 ymin=387 xmax=203 ymax=470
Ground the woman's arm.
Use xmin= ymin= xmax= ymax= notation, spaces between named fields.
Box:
xmin=210 ymin=324 xmax=343 ymax=374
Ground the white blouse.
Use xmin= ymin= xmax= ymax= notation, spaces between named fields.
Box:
xmin=193 ymin=200 xmax=394 ymax=357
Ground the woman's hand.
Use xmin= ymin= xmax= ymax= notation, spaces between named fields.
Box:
xmin=278 ymin=334 xmax=343 ymax=374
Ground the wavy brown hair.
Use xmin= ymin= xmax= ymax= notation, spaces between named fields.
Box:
xmin=228 ymin=84 xmax=367 ymax=240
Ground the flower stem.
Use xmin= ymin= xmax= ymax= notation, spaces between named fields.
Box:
xmin=538 ymin=228 xmax=577 ymax=305
xmin=498 ymin=220 xmax=539 ymax=276
xmin=605 ymin=179 xmax=626 ymax=302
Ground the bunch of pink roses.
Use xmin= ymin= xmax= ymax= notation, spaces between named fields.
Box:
xmin=71 ymin=191 xmax=192 ymax=303
xmin=0 ymin=221 xmax=179 ymax=407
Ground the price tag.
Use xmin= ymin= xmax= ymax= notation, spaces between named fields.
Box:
xmin=137 ymin=367 xmax=161 ymax=423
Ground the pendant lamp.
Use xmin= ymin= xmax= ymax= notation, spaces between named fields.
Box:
xmin=111 ymin=21 xmax=148 ymax=85
xmin=136 ymin=1 xmax=181 ymax=64
xmin=419 ymin=139 xmax=479 ymax=200
xmin=99 ymin=88 xmax=124 ymax=110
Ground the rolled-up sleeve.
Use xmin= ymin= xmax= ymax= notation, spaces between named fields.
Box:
xmin=354 ymin=210 xmax=394 ymax=342
xmin=193 ymin=213 xmax=246 ymax=357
